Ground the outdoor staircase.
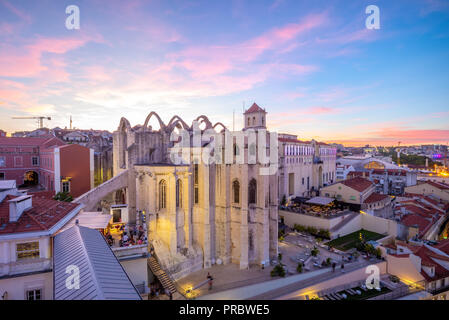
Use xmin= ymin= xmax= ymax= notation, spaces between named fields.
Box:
xmin=330 ymin=212 xmax=359 ymax=233
xmin=148 ymin=256 xmax=177 ymax=294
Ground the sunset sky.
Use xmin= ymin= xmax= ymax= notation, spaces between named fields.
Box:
xmin=0 ymin=0 xmax=448 ymax=146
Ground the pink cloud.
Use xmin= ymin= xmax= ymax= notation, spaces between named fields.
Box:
xmin=146 ymin=13 xmax=325 ymax=94
xmin=325 ymin=127 xmax=449 ymax=147
xmin=0 ymin=0 xmax=32 ymax=23
xmin=0 ymin=36 xmax=97 ymax=78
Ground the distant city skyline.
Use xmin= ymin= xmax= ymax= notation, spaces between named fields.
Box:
xmin=1 ymin=0 xmax=449 ymax=147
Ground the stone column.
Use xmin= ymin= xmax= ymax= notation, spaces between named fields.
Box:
xmin=259 ymin=170 xmax=270 ymax=266
xmin=168 ymin=172 xmax=178 ymax=255
xmin=202 ymin=164 xmax=212 ymax=268
xmin=183 ymin=173 xmax=192 ymax=250
xmin=126 ymin=168 xmax=137 ymax=225
xmin=224 ymin=164 xmax=232 ymax=264
xmin=148 ymin=174 xmax=157 ymax=240
xmin=240 ymin=164 xmax=249 ymax=269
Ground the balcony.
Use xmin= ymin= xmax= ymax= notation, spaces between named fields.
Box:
xmin=0 ymin=258 xmax=52 ymax=278
xmin=427 ymin=284 xmax=449 ymax=295
xmin=112 ymin=244 xmax=148 ymax=261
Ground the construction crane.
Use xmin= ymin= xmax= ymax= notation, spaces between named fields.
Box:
xmin=12 ymin=116 xmax=51 ymax=129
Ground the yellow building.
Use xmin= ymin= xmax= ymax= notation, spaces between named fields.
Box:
xmin=405 ymin=181 xmax=449 ymax=202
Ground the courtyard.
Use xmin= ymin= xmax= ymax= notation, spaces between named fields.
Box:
xmin=175 ymin=230 xmax=352 ymax=299
xmin=325 ymin=229 xmax=385 ymax=252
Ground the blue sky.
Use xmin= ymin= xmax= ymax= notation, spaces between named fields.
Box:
xmin=0 ymin=0 xmax=448 ymax=145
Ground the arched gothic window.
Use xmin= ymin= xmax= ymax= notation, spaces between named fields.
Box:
xmin=249 ymin=178 xmax=257 ymax=205
xmin=233 ymin=180 xmax=240 ymax=204
xmin=159 ymin=179 xmax=166 ymax=209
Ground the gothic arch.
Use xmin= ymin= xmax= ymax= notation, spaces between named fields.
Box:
xmin=194 ymin=115 xmax=213 ymax=129
xmin=143 ymin=111 xmax=166 ymax=131
xmin=118 ymin=117 xmax=131 ymax=132
xmin=167 ymin=115 xmax=190 ymax=131
xmin=212 ymin=122 xmax=227 ymax=132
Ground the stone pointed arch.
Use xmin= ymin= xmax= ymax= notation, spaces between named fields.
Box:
xmin=194 ymin=115 xmax=213 ymax=129
xmin=118 ymin=117 xmax=132 ymax=132
xmin=212 ymin=122 xmax=227 ymax=132
xmin=143 ymin=111 xmax=166 ymax=131
xmin=167 ymin=115 xmax=191 ymax=131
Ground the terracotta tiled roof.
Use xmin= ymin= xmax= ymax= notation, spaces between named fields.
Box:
xmin=365 ymin=193 xmax=389 ymax=204
xmin=425 ymin=180 xmax=449 ymax=190
xmin=371 ymin=169 xmax=407 ymax=176
xmin=435 ymin=240 xmax=449 ymax=255
xmin=401 ymin=214 xmax=433 ymax=237
xmin=413 ymin=246 xmax=449 ymax=281
xmin=244 ymin=103 xmax=266 ymax=114
xmin=0 ymin=195 xmax=80 ymax=235
xmin=340 ymin=177 xmax=373 ymax=192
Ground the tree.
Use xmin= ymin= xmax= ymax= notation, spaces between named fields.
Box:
xmin=375 ymin=247 xmax=382 ymax=259
xmin=311 ymin=246 xmax=319 ymax=257
xmin=271 ymin=264 xmax=286 ymax=277
xmin=281 ymin=195 xmax=287 ymax=206
xmin=53 ymin=191 xmax=73 ymax=202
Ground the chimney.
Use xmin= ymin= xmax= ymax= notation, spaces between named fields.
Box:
xmin=8 ymin=195 xmax=33 ymax=222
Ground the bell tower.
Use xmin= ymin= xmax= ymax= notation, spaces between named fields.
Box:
xmin=243 ymin=102 xmax=267 ymax=130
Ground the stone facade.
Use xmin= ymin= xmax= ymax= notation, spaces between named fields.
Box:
xmin=112 ymin=108 xmax=278 ymax=279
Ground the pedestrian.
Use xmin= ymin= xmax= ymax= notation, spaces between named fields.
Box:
xmin=341 ymin=263 xmax=345 ymax=273
xmin=332 ymin=262 xmax=336 ymax=273
xmin=207 ymin=273 xmax=213 ymax=290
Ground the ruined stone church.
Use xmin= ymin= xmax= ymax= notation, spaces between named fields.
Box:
xmin=113 ymin=104 xmax=278 ymax=279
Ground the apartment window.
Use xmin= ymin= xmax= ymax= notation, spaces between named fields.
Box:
xmin=0 ymin=172 xmax=4 ymax=180
xmin=32 ymin=156 xmax=39 ymax=166
xmin=288 ymin=173 xmax=294 ymax=196
xmin=62 ymin=181 xmax=70 ymax=193
xmin=302 ymin=177 xmax=305 ymax=185
xmin=16 ymin=242 xmax=40 ymax=260
xmin=14 ymin=156 xmax=23 ymax=167
xmin=159 ymin=179 xmax=167 ymax=209
xmin=176 ymin=179 xmax=182 ymax=208
xmin=0 ymin=156 xmax=5 ymax=167
xmin=26 ymin=289 xmax=42 ymax=300
xmin=194 ymin=164 xmax=199 ymax=204
xmin=233 ymin=180 xmax=240 ymax=204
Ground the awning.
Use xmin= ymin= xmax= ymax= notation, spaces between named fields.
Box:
xmin=60 ymin=211 xmax=111 ymax=232
xmin=306 ymin=196 xmax=335 ymax=206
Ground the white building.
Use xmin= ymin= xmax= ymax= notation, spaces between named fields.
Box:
xmin=336 ymin=164 xmax=355 ymax=181
xmin=0 ymin=182 xmax=83 ymax=300
xmin=278 ymin=134 xmax=336 ymax=200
